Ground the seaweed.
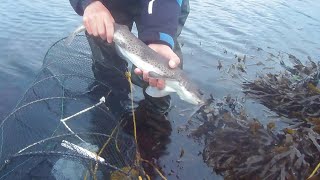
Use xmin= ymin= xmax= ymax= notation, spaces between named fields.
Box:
xmin=192 ymin=97 xmax=320 ymax=179
xmin=192 ymin=55 xmax=320 ymax=179
xmin=243 ymin=57 xmax=320 ymax=121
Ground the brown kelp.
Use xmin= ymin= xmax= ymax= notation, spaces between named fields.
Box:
xmin=243 ymin=55 xmax=320 ymax=131
xmin=192 ymin=96 xmax=320 ymax=179
xmin=191 ymin=54 xmax=320 ymax=179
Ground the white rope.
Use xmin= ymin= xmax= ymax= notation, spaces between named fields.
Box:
xmin=61 ymin=121 xmax=85 ymax=142
xmin=61 ymin=140 xmax=105 ymax=163
xmin=60 ymin=96 xmax=106 ymax=142
xmin=61 ymin=97 xmax=106 ymax=122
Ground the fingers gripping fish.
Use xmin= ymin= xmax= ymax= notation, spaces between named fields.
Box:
xmin=67 ymin=23 xmax=204 ymax=105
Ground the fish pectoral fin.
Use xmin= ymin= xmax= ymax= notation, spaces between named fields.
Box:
xmin=148 ymin=71 xmax=173 ymax=80
xmin=145 ymin=86 xmax=175 ymax=97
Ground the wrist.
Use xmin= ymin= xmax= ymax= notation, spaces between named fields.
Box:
xmin=139 ymin=31 xmax=175 ymax=49
xmin=84 ymin=0 xmax=103 ymax=11
xmin=82 ymin=0 xmax=96 ymax=12
xmin=147 ymin=40 xmax=172 ymax=50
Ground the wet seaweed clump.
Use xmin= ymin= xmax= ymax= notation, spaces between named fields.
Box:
xmin=243 ymin=55 xmax=320 ymax=124
xmin=191 ymin=95 xmax=320 ymax=179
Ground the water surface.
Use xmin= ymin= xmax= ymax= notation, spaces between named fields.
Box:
xmin=0 ymin=0 xmax=319 ymax=179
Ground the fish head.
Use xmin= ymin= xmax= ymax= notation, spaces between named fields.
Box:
xmin=181 ymin=84 xmax=205 ymax=105
xmin=179 ymin=72 xmax=205 ymax=106
xmin=167 ymin=77 xmax=205 ymax=106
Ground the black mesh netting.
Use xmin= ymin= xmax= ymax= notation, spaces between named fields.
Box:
xmin=0 ymin=35 xmax=137 ymax=179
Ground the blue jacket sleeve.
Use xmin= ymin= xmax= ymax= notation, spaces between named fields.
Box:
xmin=69 ymin=0 xmax=93 ymax=16
xmin=138 ymin=0 xmax=181 ymax=49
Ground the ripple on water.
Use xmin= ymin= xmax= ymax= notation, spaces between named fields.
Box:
xmin=0 ymin=0 xmax=320 ymax=179
xmin=0 ymin=0 xmax=81 ymax=117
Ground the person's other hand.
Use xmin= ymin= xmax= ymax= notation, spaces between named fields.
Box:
xmin=134 ymin=44 xmax=180 ymax=89
xmin=83 ymin=1 xmax=115 ymax=43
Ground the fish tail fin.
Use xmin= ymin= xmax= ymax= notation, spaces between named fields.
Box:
xmin=64 ymin=25 xmax=86 ymax=46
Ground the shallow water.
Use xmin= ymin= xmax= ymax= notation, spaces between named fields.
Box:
xmin=0 ymin=0 xmax=319 ymax=179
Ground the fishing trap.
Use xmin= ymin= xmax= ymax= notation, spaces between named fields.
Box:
xmin=0 ymin=35 xmax=144 ymax=180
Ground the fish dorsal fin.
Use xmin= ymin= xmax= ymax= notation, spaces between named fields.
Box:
xmin=145 ymin=86 xmax=176 ymax=97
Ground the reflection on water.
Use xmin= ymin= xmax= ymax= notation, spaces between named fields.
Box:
xmin=0 ymin=0 xmax=80 ymax=117
xmin=121 ymin=99 xmax=173 ymax=178
xmin=0 ymin=0 xmax=320 ymax=179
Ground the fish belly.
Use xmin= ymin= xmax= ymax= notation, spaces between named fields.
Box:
xmin=145 ymin=80 xmax=191 ymax=100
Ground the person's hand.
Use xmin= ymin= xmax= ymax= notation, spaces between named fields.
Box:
xmin=134 ymin=44 xmax=180 ymax=89
xmin=83 ymin=1 xmax=115 ymax=43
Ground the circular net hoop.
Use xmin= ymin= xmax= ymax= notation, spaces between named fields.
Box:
xmin=0 ymin=35 xmax=136 ymax=179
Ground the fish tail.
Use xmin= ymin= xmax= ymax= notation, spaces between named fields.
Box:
xmin=64 ymin=25 xmax=86 ymax=46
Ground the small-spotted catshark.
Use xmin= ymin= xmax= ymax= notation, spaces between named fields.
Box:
xmin=66 ymin=23 xmax=204 ymax=105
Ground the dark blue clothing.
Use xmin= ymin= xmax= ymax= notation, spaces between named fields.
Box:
xmin=69 ymin=0 xmax=182 ymax=49
xmin=69 ymin=0 xmax=189 ymax=118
